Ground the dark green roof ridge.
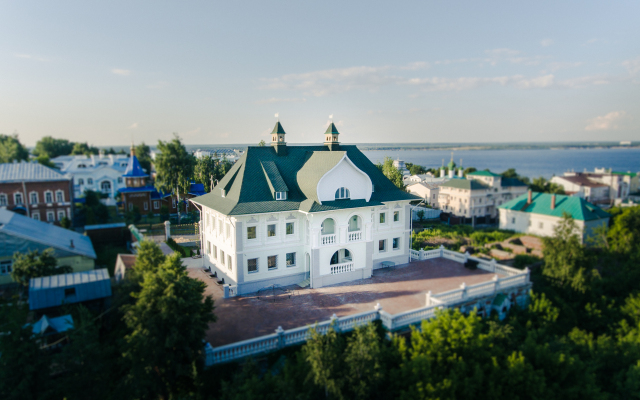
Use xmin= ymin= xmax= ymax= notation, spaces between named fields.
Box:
xmin=271 ymin=121 xmax=286 ymax=134
xmin=325 ymin=122 xmax=340 ymax=135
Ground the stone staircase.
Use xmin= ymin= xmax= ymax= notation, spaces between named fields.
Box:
xmin=297 ymin=278 xmax=310 ymax=288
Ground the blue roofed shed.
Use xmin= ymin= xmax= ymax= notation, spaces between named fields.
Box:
xmin=29 ymin=268 xmax=112 ymax=310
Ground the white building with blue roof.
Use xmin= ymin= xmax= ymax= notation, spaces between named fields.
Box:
xmin=0 ymin=209 xmax=96 ymax=285
xmin=52 ymin=153 xmax=131 ymax=205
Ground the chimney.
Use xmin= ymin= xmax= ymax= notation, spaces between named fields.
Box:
xmin=551 ymin=194 xmax=556 ymax=210
xmin=70 ymin=240 xmax=75 ymax=249
xmin=527 ymin=190 xmax=532 ymax=204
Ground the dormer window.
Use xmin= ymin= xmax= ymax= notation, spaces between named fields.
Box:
xmin=335 ymin=187 xmax=350 ymax=200
xmin=78 ymin=164 xmax=86 ymax=168
xmin=275 ymin=191 xmax=287 ymax=200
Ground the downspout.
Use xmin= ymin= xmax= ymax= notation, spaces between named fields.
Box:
xmin=306 ymin=213 xmax=313 ymax=288
xmin=21 ymin=181 xmax=30 ymax=218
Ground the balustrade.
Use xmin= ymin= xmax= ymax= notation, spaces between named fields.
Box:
xmin=347 ymin=231 xmax=362 ymax=242
xmin=330 ymin=262 xmax=354 ymax=275
xmin=320 ymin=233 xmax=336 ymax=245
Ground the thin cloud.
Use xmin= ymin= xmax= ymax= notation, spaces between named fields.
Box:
xmin=585 ymin=111 xmax=626 ymax=131
xmin=622 ymin=57 xmax=640 ymax=80
xmin=256 ymin=98 xmax=307 ymax=104
xmin=127 ymin=122 xmax=138 ymax=129
xmin=405 ymin=74 xmax=608 ymax=91
xmin=540 ymin=38 xmax=554 ymax=47
xmin=15 ymin=54 xmax=48 ymax=62
xmin=111 ymin=68 xmax=132 ymax=76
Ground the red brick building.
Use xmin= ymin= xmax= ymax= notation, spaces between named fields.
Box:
xmin=0 ymin=161 xmax=73 ymax=225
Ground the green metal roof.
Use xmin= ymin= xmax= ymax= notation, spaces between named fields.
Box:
xmin=261 ymin=161 xmax=288 ymax=193
xmin=613 ymin=171 xmax=637 ymax=177
xmin=498 ymin=192 xmax=610 ymax=221
xmin=467 ymin=170 xmax=501 ymax=177
xmin=191 ymin=145 xmax=419 ymax=215
xmin=325 ymin=122 xmax=340 ymax=135
xmin=441 ymin=179 xmax=490 ymax=190
xmin=271 ymin=121 xmax=286 ymax=134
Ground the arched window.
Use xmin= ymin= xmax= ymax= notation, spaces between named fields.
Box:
xmin=101 ymin=181 xmax=112 ymax=192
xmin=348 ymin=215 xmax=361 ymax=232
xmin=335 ymin=187 xmax=350 ymax=200
xmin=321 ymin=218 xmax=335 ymax=235
xmin=330 ymin=249 xmax=352 ymax=265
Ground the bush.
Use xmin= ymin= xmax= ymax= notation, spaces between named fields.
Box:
xmin=513 ymin=254 xmax=541 ymax=269
xmin=165 ymin=237 xmax=191 ymax=257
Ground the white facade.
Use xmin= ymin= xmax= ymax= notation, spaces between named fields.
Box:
xmin=52 ymin=154 xmax=130 ymax=204
xmin=200 ymin=202 xmax=411 ymax=295
xmin=499 ymin=208 xmax=608 ymax=244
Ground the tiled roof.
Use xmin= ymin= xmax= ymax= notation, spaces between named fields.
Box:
xmin=557 ymin=175 xmax=608 ymax=188
xmin=0 ymin=209 xmax=96 ymax=259
xmin=191 ymin=145 xmax=419 ymax=215
xmin=0 ymin=161 xmax=69 ymax=183
xmin=441 ymin=179 xmax=490 ymax=190
xmin=498 ymin=192 xmax=610 ymax=221
xmin=467 ymin=170 xmax=501 ymax=177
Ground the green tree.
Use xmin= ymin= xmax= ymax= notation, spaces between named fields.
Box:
xmin=70 ymin=142 xmax=99 ymax=156
xmin=344 ymin=323 xmax=384 ymax=400
xmin=125 ymin=205 xmax=142 ymax=225
xmin=123 ymin=253 xmax=215 ymax=400
xmin=154 ymin=134 xmax=196 ymax=223
xmin=530 ymin=176 xmax=565 ymax=194
xmin=607 ymin=206 xmax=640 ymax=257
xmin=81 ymin=190 xmax=109 ymax=225
xmin=377 ymin=157 xmax=406 ymax=191
xmin=258 ymin=139 xmax=266 ymax=147
xmin=0 ymin=302 xmax=53 ymax=400
xmin=132 ymin=240 xmax=166 ymax=277
xmin=0 ymin=134 xmax=29 ymax=163
xmin=135 ymin=142 xmax=152 ymax=174
xmin=60 ymin=216 xmax=72 ymax=229
xmin=463 ymin=166 xmax=477 ymax=176
xmin=194 ymin=155 xmax=216 ymax=192
xmin=33 ymin=136 xmax=74 ymax=158
xmin=541 ymin=213 xmax=596 ymax=292
xmin=36 ymin=154 xmax=56 ymax=168
xmin=303 ymin=325 xmax=345 ymax=398
xmin=10 ymin=248 xmax=72 ymax=288
xmin=501 ymin=168 xmax=531 ymax=185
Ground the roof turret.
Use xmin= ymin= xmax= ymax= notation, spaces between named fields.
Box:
xmin=123 ymin=146 xmax=149 ymax=178
xmin=325 ymin=122 xmax=340 ymax=135
xmin=271 ymin=121 xmax=286 ymax=135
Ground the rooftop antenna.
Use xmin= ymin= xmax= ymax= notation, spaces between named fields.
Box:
xmin=275 ymin=112 xmax=279 ymax=122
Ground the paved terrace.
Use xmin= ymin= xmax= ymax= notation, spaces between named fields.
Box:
xmin=187 ymin=258 xmax=502 ymax=348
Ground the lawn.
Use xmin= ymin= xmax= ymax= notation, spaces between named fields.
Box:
xmin=411 ymin=222 xmax=519 ymax=251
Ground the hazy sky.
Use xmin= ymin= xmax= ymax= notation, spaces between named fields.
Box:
xmin=1 ymin=1 xmax=639 ymax=146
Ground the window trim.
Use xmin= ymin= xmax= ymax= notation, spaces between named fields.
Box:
xmin=46 ymin=211 xmax=55 ymax=222
xmin=335 ymin=187 xmax=351 ymax=200
xmin=247 ymin=258 xmax=259 ymax=274
xmin=14 ymin=192 xmax=24 ymax=205
xmin=379 ymin=239 xmax=387 ymax=252
xmin=286 ymin=252 xmax=296 ymax=267
xmin=393 ymin=237 xmax=400 ymax=250
xmin=57 ymin=210 xmax=66 ymax=221
xmin=32 ymin=212 xmax=40 ymax=221
xmin=275 ymin=191 xmax=287 ymax=200
xmin=55 ymin=190 xmax=65 ymax=203
xmin=247 ymin=225 xmax=257 ymax=240
xmin=379 ymin=212 xmax=386 ymax=224
xmin=0 ymin=193 xmax=7 ymax=206
xmin=29 ymin=191 xmax=39 ymax=205
xmin=267 ymin=224 xmax=277 ymax=238
xmin=393 ymin=211 xmax=400 ymax=222
xmin=286 ymin=222 xmax=295 ymax=235
xmin=267 ymin=255 xmax=278 ymax=270
xmin=44 ymin=190 xmax=54 ymax=204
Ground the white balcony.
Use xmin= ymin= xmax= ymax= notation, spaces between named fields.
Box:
xmin=330 ymin=262 xmax=354 ymax=275
xmin=320 ymin=234 xmax=336 ymax=246
xmin=347 ymin=231 xmax=362 ymax=242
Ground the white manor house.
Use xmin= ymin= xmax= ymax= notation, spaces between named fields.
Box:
xmin=191 ymin=122 xmax=419 ymax=295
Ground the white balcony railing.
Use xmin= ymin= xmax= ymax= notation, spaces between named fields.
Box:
xmin=347 ymin=231 xmax=362 ymax=242
xmin=330 ymin=262 xmax=354 ymax=275
xmin=320 ymin=234 xmax=336 ymax=246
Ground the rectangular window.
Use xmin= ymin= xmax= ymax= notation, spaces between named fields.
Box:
xmin=379 ymin=239 xmax=386 ymax=252
xmin=538 ymin=222 xmax=544 ymax=229
xmin=228 ymin=255 xmax=232 ymax=271
xmin=393 ymin=237 xmax=400 ymax=250
xmin=267 ymin=224 xmax=276 ymax=237
xmin=393 ymin=211 xmax=399 ymax=222
xmin=286 ymin=222 xmax=294 ymax=235
xmin=45 ymin=192 xmax=53 ymax=203
xmin=0 ymin=260 xmax=12 ymax=275
xmin=30 ymin=192 xmax=38 ymax=204
xmin=57 ymin=210 xmax=66 ymax=221
xmin=15 ymin=193 xmax=23 ymax=205
xmin=247 ymin=226 xmax=257 ymax=240
xmin=144 ymin=202 xmax=148 ymax=210
xmin=56 ymin=191 xmax=64 ymax=203
xmin=268 ymin=255 xmax=277 ymax=270
xmin=511 ymin=217 xmax=515 ymax=224
xmin=32 ymin=212 xmax=40 ymax=221
xmin=220 ymin=251 xmax=225 ymax=265
xmin=275 ymin=191 xmax=287 ymax=200
xmin=379 ymin=213 xmax=386 ymax=224
xmin=213 ymin=245 xmax=217 ymax=259
xmin=286 ymin=252 xmax=296 ymax=267
xmin=248 ymin=258 xmax=258 ymax=273
xmin=0 ymin=194 xmax=6 ymax=206
xmin=47 ymin=212 xmax=55 ymax=222
xmin=154 ymin=201 xmax=159 ymax=209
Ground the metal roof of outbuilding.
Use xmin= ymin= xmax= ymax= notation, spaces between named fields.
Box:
xmin=29 ymin=269 xmax=112 ymax=310
xmin=0 ymin=161 xmax=70 ymax=182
